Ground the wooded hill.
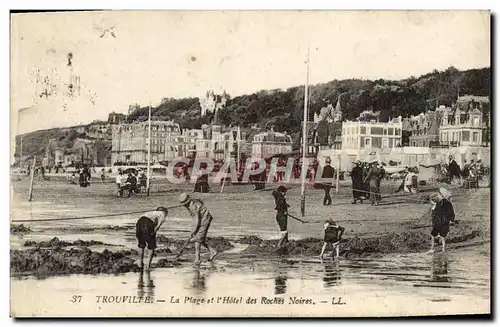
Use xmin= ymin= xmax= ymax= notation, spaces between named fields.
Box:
xmin=16 ymin=66 xmax=490 ymax=162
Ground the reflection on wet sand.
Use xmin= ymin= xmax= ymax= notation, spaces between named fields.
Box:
xmin=430 ymin=253 xmax=451 ymax=283
xmin=137 ymin=270 xmax=155 ymax=299
xmin=274 ymin=272 xmax=287 ymax=295
xmin=323 ymin=261 xmax=342 ymax=288
xmin=190 ymin=266 xmax=207 ymax=293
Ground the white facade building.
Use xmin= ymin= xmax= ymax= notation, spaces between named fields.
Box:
xmin=251 ymin=130 xmax=293 ymax=159
xmin=439 ymin=106 xmax=483 ymax=146
xmin=195 ymin=124 xmax=245 ymax=161
xmin=341 ymin=119 xmax=403 ymax=150
xmin=111 ymin=120 xmax=182 ymax=164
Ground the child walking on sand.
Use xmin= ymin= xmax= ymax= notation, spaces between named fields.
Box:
xmin=319 ymin=219 xmax=345 ymax=260
xmin=136 ymin=207 xmax=168 ymax=270
xmin=428 ymin=188 xmax=455 ymax=253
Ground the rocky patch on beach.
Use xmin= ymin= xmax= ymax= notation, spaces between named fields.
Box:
xmin=11 ymin=224 xmax=31 ymax=235
xmin=11 ymin=247 xmax=142 ymax=276
xmin=239 ymin=224 xmax=484 ymax=258
xmin=23 ymin=237 xmax=117 ymax=248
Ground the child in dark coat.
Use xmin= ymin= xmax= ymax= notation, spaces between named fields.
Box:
xmin=272 ymin=185 xmax=290 ymax=248
xmin=428 ymin=188 xmax=455 ymax=253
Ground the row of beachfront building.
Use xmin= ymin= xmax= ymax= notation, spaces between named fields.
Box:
xmin=36 ymin=92 xmax=490 ymax=168
xmin=110 ymin=94 xmax=489 ymax=165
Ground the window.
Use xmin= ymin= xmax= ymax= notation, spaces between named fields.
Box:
xmin=372 ymin=137 xmax=382 ymax=148
xmin=382 ymin=138 xmax=389 ymax=148
xmin=462 ymin=131 xmax=470 ymax=142
xmin=365 ymin=138 xmax=370 ymax=147
xmin=360 ymin=126 xmax=366 ymax=134
xmin=383 ymin=129 xmax=387 ymax=135
xmin=360 ymin=137 xmax=365 ymax=148
xmin=371 ymin=127 xmax=383 ymax=135
xmin=412 ymin=141 xmax=416 ymax=146
xmin=388 ymin=138 xmax=394 ymax=148
xmin=395 ymin=128 xmax=401 ymax=135
xmin=388 ymin=128 xmax=394 ymax=135
xmin=473 ymin=132 xmax=479 ymax=143
xmin=473 ymin=117 xmax=479 ymax=126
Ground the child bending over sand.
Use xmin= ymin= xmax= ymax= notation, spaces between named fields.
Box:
xmin=320 ymin=219 xmax=345 ymax=260
xmin=136 ymin=207 xmax=168 ymax=270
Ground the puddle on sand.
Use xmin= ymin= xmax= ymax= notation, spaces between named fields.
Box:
xmin=11 ymin=250 xmax=489 ymax=317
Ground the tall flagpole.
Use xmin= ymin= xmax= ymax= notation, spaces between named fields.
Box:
xmin=237 ymin=126 xmax=241 ymax=174
xmin=20 ymin=134 xmax=23 ymax=169
xmin=300 ymin=47 xmax=310 ymax=217
xmin=146 ymin=103 xmax=152 ymax=197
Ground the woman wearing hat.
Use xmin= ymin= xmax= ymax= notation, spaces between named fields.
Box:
xmin=178 ymin=193 xmax=218 ymax=264
xmin=351 ymin=161 xmax=364 ymax=204
xmin=428 ymin=187 xmax=455 ymax=253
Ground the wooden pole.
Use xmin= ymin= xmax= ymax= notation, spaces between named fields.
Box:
xmin=20 ymin=134 xmax=23 ymax=169
xmin=28 ymin=156 xmax=36 ymax=201
xmin=300 ymin=47 xmax=310 ymax=217
xmin=146 ymin=103 xmax=152 ymax=197
xmin=336 ymin=155 xmax=340 ymax=193
xmin=220 ymin=173 xmax=226 ymax=193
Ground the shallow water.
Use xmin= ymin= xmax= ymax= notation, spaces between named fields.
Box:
xmin=11 ymin=250 xmax=489 ymax=317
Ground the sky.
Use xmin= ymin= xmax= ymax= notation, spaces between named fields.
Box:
xmin=11 ymin=10 xmax=490 ymax=135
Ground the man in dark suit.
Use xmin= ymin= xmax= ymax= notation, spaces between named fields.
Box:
xmin=321 ymin=157 xmax=335 ymax=205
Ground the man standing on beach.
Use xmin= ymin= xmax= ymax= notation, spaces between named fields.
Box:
xmin=321 ymin=157 xmax=335 ymax=206
xmin=178 ymin=193 xmax=218 ymax=264
xmin=428 ymin=188 xmax=455 ymax=253
xmin=364 ymin=161 xmax=381 ymax=206
xmin=136 ymin=207 xmax=168 ymax=270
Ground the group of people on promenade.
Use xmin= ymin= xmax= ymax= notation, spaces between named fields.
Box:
xmin=115 ymin=168 xmax=148 ymax=197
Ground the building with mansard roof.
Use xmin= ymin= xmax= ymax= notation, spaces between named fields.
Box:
xmin=111 ymin=120 xmax=182 ymax=164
